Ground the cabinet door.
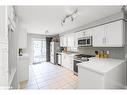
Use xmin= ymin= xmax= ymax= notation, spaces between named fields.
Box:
xmin=60 ymin=36 xmax=63 ymax=47
xmin=106 ymin=20 xmax=124 ymax=47
xmin=93 ymin=25 xmax=106 ymax=47
xmin=63 ymin=36 xmax=68 ymax=47
xmin=77 ymin=31 xmax=84 ymax=38
xmin=64 ymin=55 xmax=70 ymax=69
xmin=74 ymin=32 xmax=80 ymax=47
xmin=78 ymin=67 xmax=104 ymax=89
xmin=61 ymin=54 xmax=66 ymax=66
xmin=74 ymin=33 xmax=78 ymax=47
xmin=69 ymin=56 xmax=74 ymax=71
xmin=67 ymin=35 xmax=72 ymax=47
xmin=85 ymin=28 xmax=94 ymax=37
xmin=67 ymin=34 xmax=75 ymax=47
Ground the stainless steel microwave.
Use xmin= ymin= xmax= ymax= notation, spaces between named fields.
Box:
xmin=78 ymin=36 xmax=92 ymax=46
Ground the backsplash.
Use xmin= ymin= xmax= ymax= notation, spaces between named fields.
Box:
xmin=78 ymin=47 xmax=125 ymax=59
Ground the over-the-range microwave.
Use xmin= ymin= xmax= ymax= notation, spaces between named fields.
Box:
xmin=78 ymin=36 xmax=92 ymax=46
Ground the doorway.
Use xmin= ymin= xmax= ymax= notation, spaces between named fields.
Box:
xmin=32 ymin=38 xmax=46 ymax=64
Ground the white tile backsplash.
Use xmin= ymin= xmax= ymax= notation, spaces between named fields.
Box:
xmin=78 ymin=47 xmax=125 ymax=59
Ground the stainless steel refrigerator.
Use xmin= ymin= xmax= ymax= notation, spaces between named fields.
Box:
xmin=50 ymin=42 xmax=59 ymax=64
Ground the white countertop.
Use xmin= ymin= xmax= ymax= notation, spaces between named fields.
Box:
xmin=57 ymin=52 xmax=78 ymax=56
xmin=78 ymin=57 xmax=125 ymax=75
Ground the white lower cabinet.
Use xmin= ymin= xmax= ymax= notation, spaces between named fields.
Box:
xmin=78 ymin=68 xmax=104 ymax=89
xmin=78 ymin=62 xmax=126 ymax=89
xmin=61 ymin=53 xmax=74 ymax=71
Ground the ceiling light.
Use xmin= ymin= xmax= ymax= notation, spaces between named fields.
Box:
xmin=61 ymin=8 xmax=78 ymax=27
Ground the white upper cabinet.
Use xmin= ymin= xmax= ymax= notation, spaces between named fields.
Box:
xmin=84 ymin=28 xmax=93 ymax=37
xmin=77 ymin=31 xmax=84 ymax=38
xmin=73 ymin=33 xmax=78 ymax=47
xmin=60 ymin=35 xmax=68 ymax=47
xmin=60 ymin=36 xmax=63 ymax=47
xmin=67 ymin=34 xmax=74 ymax=47
xmin=93 ymin=20 xmax=124 ymax=47
xmin=60 ymin=33 xmax=78 ymax=47
xmin=106 ymin=20 xmax=124 ymax=47
xmin=63 ymin=36 xmax=68 ymax=47
xmin=93 ymin=25 xmax=106 ymax=47
xmin=67 ymin=33 xmax=78 ymax=47
xmin=60 ymin=20 xmax=124 ymax=48
xmin=77 ymin=28 xmax=93 ymax=38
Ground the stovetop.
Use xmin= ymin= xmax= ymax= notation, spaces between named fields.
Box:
xmin=75 ymin=54 xmax=95 ymax=58
xmin=74 ymin=54 xmax=95 ymax=62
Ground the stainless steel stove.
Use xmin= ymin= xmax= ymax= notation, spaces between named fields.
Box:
xmin=73 ymin=54 xmax=95 ymax=75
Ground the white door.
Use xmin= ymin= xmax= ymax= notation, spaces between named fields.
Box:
xmin=60 ymin=36 xmax=63 ymax=47
xmin=85 ymin=28 xmax=93 ymax=36
xmin=77 ymin=31 xmax=84 ymax=38
xmin=63 ymin=36 xmax=68 ymax=47
xmin=32 ymin=38 xmax=46 ymax=64
xmin=67 ymin=34 xmax=75 ymax=47
xmin=61 ymin=54 xmax=66 ymax=67
xmin=93 ymin=25 xmax=106 ymax=47
xmin=106 ymin=20 xmax=124 ymax=47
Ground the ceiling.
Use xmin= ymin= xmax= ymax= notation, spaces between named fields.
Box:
xmin=16 ymin=6 xmax=123 ymax=35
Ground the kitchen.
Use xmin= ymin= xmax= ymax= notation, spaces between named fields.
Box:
xmin=0 ymin=5 xmax=127 ymax=89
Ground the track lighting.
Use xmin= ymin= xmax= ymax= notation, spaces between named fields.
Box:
xmin=61 ymin=8 xmax=78 ymax=27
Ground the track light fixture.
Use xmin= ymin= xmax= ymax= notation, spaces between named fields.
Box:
xmin=61 ymin=8 xmax=78 ymax=27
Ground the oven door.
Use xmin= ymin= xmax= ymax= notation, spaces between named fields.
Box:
xmin=73 ymin=60 xmax=82 ymax=75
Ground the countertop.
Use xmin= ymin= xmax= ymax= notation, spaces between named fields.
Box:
xmin=78 ymin=57 xmax=125 ymax=75
xmin=57 ymin=51 xmax=78 ymax=56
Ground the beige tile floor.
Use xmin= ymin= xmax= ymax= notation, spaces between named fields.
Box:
xmin=20 ymin=62 xmax=78 ymax=89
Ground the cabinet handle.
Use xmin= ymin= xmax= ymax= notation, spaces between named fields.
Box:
xmin=84 ymin=32 xmax=86 ymax=36
xmin=103 ymin=37 xmax=106 ymax=44
xmin=103 ymin=38 xmax=104 ymax=44
xmin=105 ymin=37 xmax=106 ymax=44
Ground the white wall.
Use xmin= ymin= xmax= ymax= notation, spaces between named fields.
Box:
xmin=0 ymin=6 xmax=8 ymax=89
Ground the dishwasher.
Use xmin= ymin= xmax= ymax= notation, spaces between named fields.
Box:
xmin=58 ymin=53 xmax=62 ymax=66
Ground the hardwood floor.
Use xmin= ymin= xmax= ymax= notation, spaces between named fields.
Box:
xmin=20 ymin=62 xmax=78 ymax=89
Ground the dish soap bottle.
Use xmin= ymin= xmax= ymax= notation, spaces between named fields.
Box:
xmin=103 ymin=50 xmax=109 ymax=58
xmin=95 ymin=51 xmax=99 ymax=58
xmin=99 ymin=51 xmax=104 ymax=58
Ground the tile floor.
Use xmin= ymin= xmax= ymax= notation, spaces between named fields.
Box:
xmin=20 ymin=62 xmax=78 ymax=89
